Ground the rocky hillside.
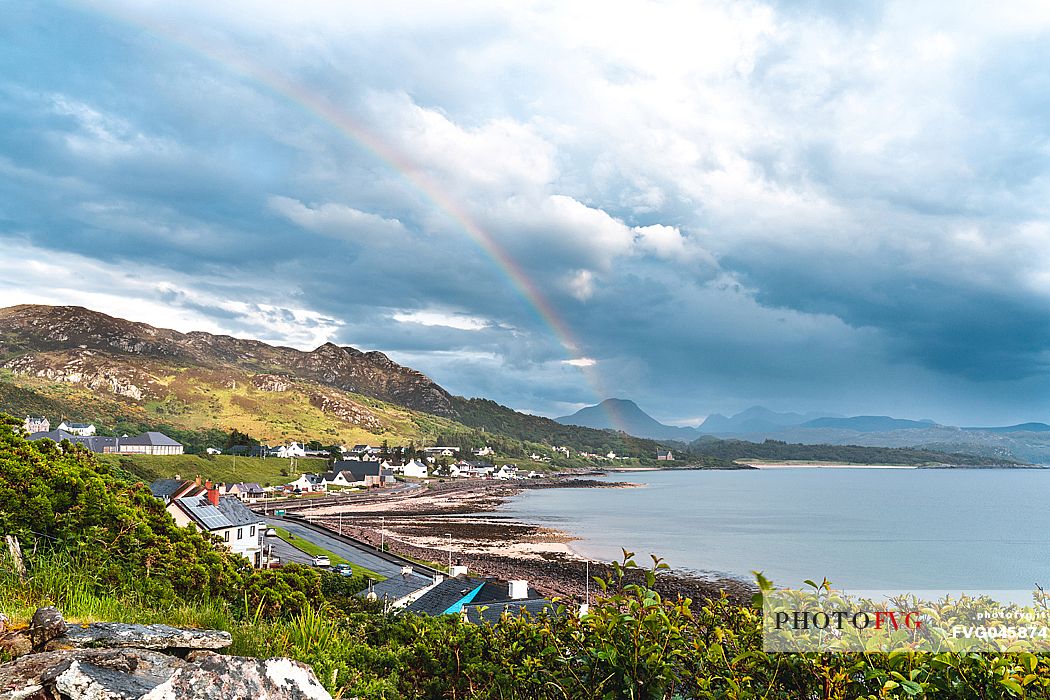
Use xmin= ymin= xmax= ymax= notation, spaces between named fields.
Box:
xmin=0 ymin=304 xmax=467 ymax=446
xmin=0 ymin=304 xmax=685 ymax=461
xmin=0 ymin=304 xmax=453 ymax=416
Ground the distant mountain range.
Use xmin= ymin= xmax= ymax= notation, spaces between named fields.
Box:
xmin=557 ymin=399 xmax=1050 ymax=464
xmin=555 ymin=399 xmax=703 ymax=442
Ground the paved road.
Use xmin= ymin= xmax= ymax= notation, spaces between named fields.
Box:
xmin=267 ymin=518 xmax=432 ymax=585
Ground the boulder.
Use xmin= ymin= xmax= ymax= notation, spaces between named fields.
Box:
xmin=143 ymin=652 xmax=332 ymax=700
xmin=28 ymin=609 xmax=66 ymax=650
xmin=0 ymin=648 xmax=333 ymax=700
xmin=62 ymin=624 xmax=231 ymax=651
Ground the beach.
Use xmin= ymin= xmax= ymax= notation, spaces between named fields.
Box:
xmin=284 ymin=475 xmax=755 ymax=605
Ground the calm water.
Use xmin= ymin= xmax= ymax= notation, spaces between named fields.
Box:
xmin=500 ymin=468 xmax=1050 ymax=589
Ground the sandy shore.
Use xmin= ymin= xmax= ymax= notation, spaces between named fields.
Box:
xmin=294 ymin=476 xmax=754 ymax=606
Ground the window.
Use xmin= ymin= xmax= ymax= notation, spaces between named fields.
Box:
xmin=250 ymin=526 xmax=255 ymax=537
xmin=237 ymin=528 xmax=243 ymax=540
xmin=223 ymin=531 xmax=229 ymax=542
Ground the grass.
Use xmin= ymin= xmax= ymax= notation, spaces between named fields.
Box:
xmin=0 ymin=552 xmax=355 ymax=695
xmin=272 ymin=527 xmax=386 ymax=582
xmin=96 ymin=453 xmax=300 ymax=485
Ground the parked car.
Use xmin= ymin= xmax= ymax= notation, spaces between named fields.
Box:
xmin=265 ymin=528 xmax=277 ymax=537
xmin=333 ymin=563 xmax=353 ymax=577
xmin=312 ymin=555 xmax=331 ymax=567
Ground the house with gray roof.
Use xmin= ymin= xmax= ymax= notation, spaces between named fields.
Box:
xmin=404 ymin=575 xmax=489 ymax=616
xmin=118 ymin=431 xmax=184 ymax=455
xmin=167 ymin=486 xmax=266 ymax=567
xmin=328 ymin=460 xmax=396 ymax=488
xmin=29 ymin=430 xmax=118 ymax=454
xmin=23 ymin=416 xmax=49 ymax=434
xmin=364 ymin=567 xmax=441 ymax=609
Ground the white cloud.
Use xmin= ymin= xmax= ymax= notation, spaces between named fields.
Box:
xmin=391 ymin=309 xmax=490 ymax=331
xmin=0 ymin=239 xmax=340 ymax=349
xmin=268 ymin=195 xmax=409 ymax=245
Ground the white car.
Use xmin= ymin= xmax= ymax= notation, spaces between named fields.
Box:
xmin=312 ymin=555 xmax=331 ymax=567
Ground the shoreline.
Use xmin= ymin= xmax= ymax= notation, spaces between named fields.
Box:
xmin=296 ymin=475 xmax=754 ymax=605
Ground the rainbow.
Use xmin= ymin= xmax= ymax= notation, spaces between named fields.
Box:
xmin=71 ymin=2 xmax=642 ymax=432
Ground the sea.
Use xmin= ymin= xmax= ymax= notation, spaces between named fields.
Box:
xmin=499 ymin=467 xmax=1050 ymax=590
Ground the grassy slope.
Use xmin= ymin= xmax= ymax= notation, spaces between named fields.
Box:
xmin=95 ymin=453 xmax=311 ymax=485
xmin=0 ymin=367 xmax=465 ymax=447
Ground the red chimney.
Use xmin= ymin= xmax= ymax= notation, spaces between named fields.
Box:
xmin=206 ymin=486 xmax=219 ymax=507
xmin=205 ymin=479 xmax=212 ymax=490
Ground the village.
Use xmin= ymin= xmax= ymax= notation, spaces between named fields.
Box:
xmin=17 ymin=413 xmax=601 ymax=621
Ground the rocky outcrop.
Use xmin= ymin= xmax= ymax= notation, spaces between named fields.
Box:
xmin=250 ymin=374 xmax=293 ymax=392
xmin=0 ymin=304 xmax=453 ymax=416
xmin=60 ymin=624 xmax=231 ymax=651
xmin=308 ymin=391 xmax=383 ymax=431
xmin=2 ymin=352 xmax=149 ymax=401
xmin=0 ymin=609 xmax=331 ymax=700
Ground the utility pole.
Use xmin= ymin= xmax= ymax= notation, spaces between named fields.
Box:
xmin=381 ymin=516 xmax=385 ymax=552
xmin=446 ymin=533 xmax=452 ymax=573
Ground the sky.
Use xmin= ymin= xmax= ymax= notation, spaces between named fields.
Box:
xmin=1 ymin=0 xmax=1049 ymax=426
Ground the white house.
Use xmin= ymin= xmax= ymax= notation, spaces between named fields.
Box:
xmin=224 ymin=482 xmax=265 ymax=502
xmin=396 ymin=459 xmax=429 ymax=478
xmin=117 ymin=432 xmax=184 ymax=456
xmin=57 ymin=421 xmax=95 ymax=436
xmin=288 ymin=473 xmax=327 ymax=492
xmin=471 ymin=446 xmax=494 ymax=457
xmin=270 ymin=441 xmax=307 ymax=458
xmin=423 ymin=447 xmax=459 ymax=458
xmin=494 ymin=464 xmax=520 ymax=480
xmin=321 ymin=470 xmax=360 ymax=488
xmin=167 ymin=487 xmax=266 ymax=567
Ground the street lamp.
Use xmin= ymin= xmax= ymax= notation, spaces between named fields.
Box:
xmin=446 ymin=533 xmax=452 ymax=573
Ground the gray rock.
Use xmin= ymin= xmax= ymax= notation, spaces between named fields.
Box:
xmin=62 ymin=624 xmax=231 ymax=651
xmin=1 ymin=649 xmax=332 ymax=700
xmin=142 ymin=651 xmax=332 ymax=700
xmin=0 ymin=613 xmax=8 ymax=635
xmin=28 ymin=609 xmax=66 ymax=650
xmin=0 ymin=649 xmax=75 ymax=699
xmin=50 ymin=660 xmax=157 ymax=700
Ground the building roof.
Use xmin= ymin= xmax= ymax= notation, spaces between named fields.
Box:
xmin=470 ymin=581 xmax=544 ymax=605
xmin=215 ymin=496 xmax=262 ymax=527
xmin=226 ymin=482 xmax=264 ymax=494
xmin=404 ymin=576 xmax=487 ymax=616
xmin=28 ymin=431 xmax=118 ymax=453
xmin=367 ymin=573 xmax=434 ymax=603
xmin=461 ymin=599 xmax=557 ymax=625
xmin=29 ymin=429 xmax=75 ymax=442
xmin=150 ymin=479 xmax=186 ymax=501
xmin=331 ymin=460 xmax=382 ymax=480
xmin=61 ymin=422 xmax=94 ymax=429
xmin=121 ymin=431 xmax=182 ymax=447
xmin=174 ymin=496 xmax=234 ymax=532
